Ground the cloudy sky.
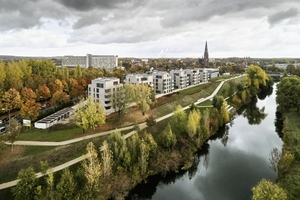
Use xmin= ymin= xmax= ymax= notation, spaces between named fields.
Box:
xmin=0 ymin=0 xmax=300 ymax=58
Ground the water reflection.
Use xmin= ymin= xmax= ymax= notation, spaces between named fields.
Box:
xmin=126 ymin=86 xmax=282 ymax=200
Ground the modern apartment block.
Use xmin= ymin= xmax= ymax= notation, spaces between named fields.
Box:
xmin=88 ymin=77 xmax=122 ymax=115
xmin=152 ymin=71 xmax=173 ymax=94
xmin=62 ymin=54 xmax=118 ymax=70
xmin=185 ymin=68 xmax=201 ymax=86
xmin=170 ymin=69 xmax=189 ymax=89
xmin=124 ymin=73 xmax=154 ymax=88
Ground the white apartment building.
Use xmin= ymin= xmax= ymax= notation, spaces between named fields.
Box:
xmin=88 ymin=77 xmax=121 ymax=115
xmin=152 ymin=71 xmax=173 ymax=94
xmin=124 ymin=73 xmax=154 ymax=88
xmin=170 ymin=69 xmax=189 ymax=89
xmin=185 ymin=69 xmax=201 ymax=86
xmin=62 ymin=54 xmax=118 ymax=71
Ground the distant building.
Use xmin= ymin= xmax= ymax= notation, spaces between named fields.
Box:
xmin=62 ymin=54 xmax=118 ymax=70
xmin=170 ymin=69 xmax=189 ymax=89
xmin=152 ymin=71 xmax=173 ymax=94
xmin=88 ymin=77 xmax=122 ymax=115
xmin=205 ymin=68 xmax=220 ymax=79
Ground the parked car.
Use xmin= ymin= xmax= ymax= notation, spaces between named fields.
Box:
xmin=0 ymin=126 xmax=6 ymax=134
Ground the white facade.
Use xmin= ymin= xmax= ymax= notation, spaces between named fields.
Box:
xmin=88 ymin=77 xmax=121 ymax=115
xmin=152 ymin=71 xmax=173 ymax=94
xmin=62 ymin=54 xmax=118 ymax=71
xmin=185 ymin=69 xmax=201 ymax=85
xmin=205 ymin=68 xmax=220 ymax=79
xmin=170 ymin=69 xmax=189 ymax=89
xmin=124 ymin=73 xmax=154 ymax=88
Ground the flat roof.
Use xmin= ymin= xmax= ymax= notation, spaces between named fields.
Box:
xmin=35 ymin=107 xmax=73 ymax=124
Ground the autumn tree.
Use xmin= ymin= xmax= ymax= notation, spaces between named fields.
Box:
xmin=251 ymin=179 xmax=287 ymax=200
xmin=75 ymin=97 xmax=106 ymax=133
xmin=220 ymin=101 xmax=230 ymax=124
xmin=12 ymin=167 xmax=38 ymax=200
xmin=69 ymin=78 xmax=84 ymax=99
xmin=51 ymin=90 xmax=70 ymax=106
xmin=20 ymin=99 xmax=41 ymax=121
xmin=21 ymin=87 xmax=37 ymax=102
xmin=36 ymin=84 xmax=51 ymax=101
xmin=29 ymin=60 xmax=57 ymax=77
xmin=56 ymin=168 xmax=77 ymax=200
xmin=2 ymin=88 xmax=22 ymax=111
xmin=0 ymin=61 xmax=6 ymax=95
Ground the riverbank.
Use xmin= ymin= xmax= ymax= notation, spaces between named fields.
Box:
xmin=278 ymin=112 xmax=300 ymax=200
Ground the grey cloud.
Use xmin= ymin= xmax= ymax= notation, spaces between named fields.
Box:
xmin=268 ymin=8 xmax=299 ymax=27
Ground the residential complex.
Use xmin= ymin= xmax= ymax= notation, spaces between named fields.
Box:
xmin=62 ymin=54 xmax=118 ymax=70
xmin=124 ymin=73 xmax=154 ymax=88
xmin=152 ymin=71 xmax=173 ymax=94
xmin=170 ymin=69 xmax=189 ymax=89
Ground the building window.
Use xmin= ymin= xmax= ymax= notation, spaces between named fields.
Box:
xmin=96 ymin=83 xmax=104 ymax=88
xmin=113 ymin=81 xmax=118 ymax=85
xmin=96 ymin=88 xmax=99 ymax=93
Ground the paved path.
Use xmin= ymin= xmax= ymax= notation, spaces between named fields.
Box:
xmin=0 ymin=75 xmax=244 ymax=190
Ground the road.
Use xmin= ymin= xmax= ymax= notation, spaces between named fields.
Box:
xmin=0 ymin=75 xmax=244 ymax=190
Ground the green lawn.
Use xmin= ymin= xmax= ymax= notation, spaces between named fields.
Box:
xmin=19 ymin=125 xmax=83 ymax=141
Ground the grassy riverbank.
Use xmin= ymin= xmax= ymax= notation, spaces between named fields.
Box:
xmin=278 ymin=112 xmax=300 ymax=200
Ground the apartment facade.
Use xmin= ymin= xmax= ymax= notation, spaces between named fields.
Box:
xmin=170 ymin=69 xmax=189 ymax=89
xmin=124 ymin=73 xmax=154 ymax=88
xmin=185 ymin=68 xmax=201 ymax=86
xmin=88 ymin=77 xmax=121 ymax=115
xmin=62 ymin=54 xmax=118 ymax=70
xmin=152 ymin=71 xmax=173 ymax=94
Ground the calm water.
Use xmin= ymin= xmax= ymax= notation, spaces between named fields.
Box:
xmin=127 ymin=85 xmax=282 ymax=200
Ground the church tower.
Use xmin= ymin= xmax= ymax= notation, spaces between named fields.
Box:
xmin=204 ymin=41 xmax=209 ymax=67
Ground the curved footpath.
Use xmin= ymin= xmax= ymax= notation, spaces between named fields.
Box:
xmin=0 ymin=76 xmax=242 ymax=190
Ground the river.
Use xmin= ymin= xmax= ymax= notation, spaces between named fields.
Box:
xmin=126 ymin=85 xmax=283 ymax=200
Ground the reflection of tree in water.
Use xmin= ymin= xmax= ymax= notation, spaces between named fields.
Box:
xmin=238 ymin=96 xmax=267 ymax=125
xmin=188 ymin=143 xmax=210 ymax=179
xmin=257 ymin=84 xmax=273 ymax=100
xmin=274 ymin=110 xmax=283 ymax=138
xmin=221 ymin=125 xmax=229 ymax=147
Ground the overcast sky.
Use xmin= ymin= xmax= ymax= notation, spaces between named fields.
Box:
xmin=0 ymin=0 xmax=299 ymax=58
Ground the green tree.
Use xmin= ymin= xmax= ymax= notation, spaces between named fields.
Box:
xmin=56 ymin=168 xmax=77 ymax=200
xmin=220 ymin=101 xmax=230 ymax=124
xmin=6 ymin=118 xmax=22 ymax=151
xmin=251 ymin=179 xmax=287 ymax=200
xmin=212 ymin=95 xmax=224 ymax=110
xmin=128 ymin=84 xmax=154 ymax=115
xmin=276 ymin=76 xmax=300 ymax=113
xmin=12 ymin=167 xmax=37 ymax=200
xmin=82 ymin=142 xmax=102 ymax=198
xmin=111 ymin=85 xmax=132 ymax=121
xmin=107 ymin=130 xmax=131 ymax=171
xmin=160 ymin=123 xmax=177 ymax=150
xmin=186 ymin=109 xmax=201 ymax=139
xmin=100 ymin=140 xmax=113 ymax=179
xmin=75 ymin=97 xmax=106 ymax=133
xmin=245 ymin=65 xmax=269 ymax=95
xmin=171 ymin=105 xmax=187 ymax=134
xmin=139 ymin=139 xmax=150 ymax=179
xmin=0 ymin=61 xmax=6 ymax=95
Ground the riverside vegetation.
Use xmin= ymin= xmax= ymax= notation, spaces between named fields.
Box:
xmin=2 ymin=65 xmax=274 ymax=200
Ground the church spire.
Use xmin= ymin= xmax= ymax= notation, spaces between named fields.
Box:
xmin=204 ymin=41 xmax=209 ymax=67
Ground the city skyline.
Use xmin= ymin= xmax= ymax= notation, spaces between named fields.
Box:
xmin=0 ymin=0 xmax=299 ymax=58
